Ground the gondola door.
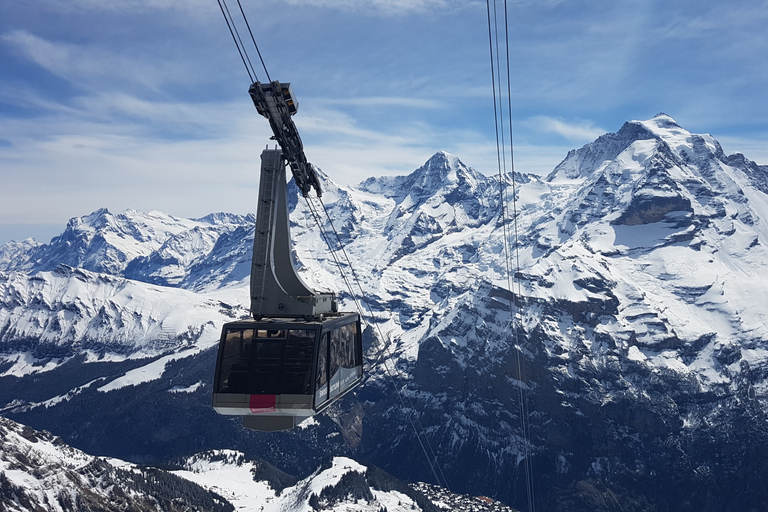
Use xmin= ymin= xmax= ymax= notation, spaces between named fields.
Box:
xmin=314 ymin=331 xmax=330 ymax=410
xmin=313 ymin=318 xmax=363 ymax=412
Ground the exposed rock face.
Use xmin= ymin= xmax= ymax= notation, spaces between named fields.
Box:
xmin=2 ymin=114 xmax=768 ymax=511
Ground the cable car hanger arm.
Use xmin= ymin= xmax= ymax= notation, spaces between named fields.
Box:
xmin=249 ymin=81 xmax=322 ymax=198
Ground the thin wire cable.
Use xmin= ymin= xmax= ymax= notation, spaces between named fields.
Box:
xmin=486 ymin=0 xmax=515 ymax=331
xmin=236 ymin=0 xmax=272 ymax=83
xmin=220 ymin=0 xmax=259 ymax=80
xmin=316 ymin=198 xmax=398 ymax=365
xmin=502 ymin=1 xmax=535 ymax=509
xmin=313 ymin=196 xmax=450 ymax=489
xmin=492 ymin=0 xmax=509 ymax=179
xmin=216 ymin=0 xmax=255 ymax=82
xmin=304 ymin=196 xmax=365 ymax=322
xmin=217 ymin=0 xmax=450 ymax=491
xmin=487 ymin=0 xmax=535 ymax=510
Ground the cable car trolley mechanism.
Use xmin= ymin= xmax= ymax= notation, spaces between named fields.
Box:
xmin=212 ymin=81 xmax=363 ymax=431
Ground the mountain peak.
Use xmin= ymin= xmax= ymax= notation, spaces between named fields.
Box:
xmin=356 ymin=150 xmax=480 ymax=202
xmin=652 ymin=112 xmax=680 ymax=126
xmin=546 ymin=114 xmax=724 ymax=182
xmin=630 ymin=113 xmax=689 ymax=140
xmin=426 ymin=149 xmax=456 ymax=165
xmin=420 ymin=151 xmax=461 ymax=180
xmin=76 ymin=207 xmax=113 ymax=231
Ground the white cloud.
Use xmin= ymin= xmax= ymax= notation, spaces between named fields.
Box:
xmin=523 ymin=116 xmax=605 ymax=143
xmin=2 ymin=30 xmax=187 ymax=93
xmin=282 ymin=0 xmax=468 ymax=16
xmin=2 ymin=0 xmax=767 ymax=235
xmin=318 ymin=96 xmax=445 ymax=109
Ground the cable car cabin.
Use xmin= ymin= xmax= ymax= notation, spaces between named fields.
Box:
xmin=212 ymin=313 xmax=363 ymax=431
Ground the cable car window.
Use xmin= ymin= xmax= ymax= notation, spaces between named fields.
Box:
xmin=282 ymin=330 xmax=315 ymax=394
xmin=248 ymin=336 xmax=284 ymax=395
xmin=257 ymin=329 xmax=286 ymax=339
xmin=339 ymin=323 xmax=355 ymax=369
xmin=333 ymin=322 xmax=362 ymax=397
xmin=350 ymin=321 xmax=362 ymax=367
xmin=217 ymin=328 xmax=254 ymax=393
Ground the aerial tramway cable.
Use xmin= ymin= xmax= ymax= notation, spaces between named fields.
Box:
xmin=234 ymin=0 xmax=272 ymax=83
xmin=502 ymin=1 xmax=536 ymax=509
xmin=314 ymin=196 xmax=451 ymax=489
xmin=486 ymin=0 xmax=536 ymax=510
xmin=216 ymin=0 xmax=257 ymax=82
xmin=215 ymin=0 xmax=450 ymax=490
xmin=308 ymin=194 xmax=450 ymax=489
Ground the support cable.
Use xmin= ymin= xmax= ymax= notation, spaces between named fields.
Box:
xmin=486 ymin=0 xmax=514 ymax=311
xmin=304 ymin=196 xmax=365 ymax=324
xmin=216 ymin=0 xmax=450 ymax=492
xmin=236 ymin=0 xmax=272 ymax=83
xmin=216 ymin=0 xmax=255 ymax=82
xmin=316 ymin=197 xmax=450 ymax=489
xmin=222 ymin=0 xmax=259 ymax=80
xmin=487 ymin=0 xmax=536 ymax=510
xmin=502 ymin=1 xmax=536 ymax=509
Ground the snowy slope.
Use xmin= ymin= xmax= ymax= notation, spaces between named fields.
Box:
xmin=529 ymin=114 xmax=768 ymax=387
xmin=0 ymin=416 xmax=512 ymax=512
xmin=0 ymin=263 xmax=247 ymax=391
xmin=288 ymin=118 xmax=768 ymax=397
xmin=173 ymin=453 xmax=422 ymax=512
xmin=0 ymin=416 xmax=232 ymax=512
xmin=171 ymin=450 xmax=517 ymax=512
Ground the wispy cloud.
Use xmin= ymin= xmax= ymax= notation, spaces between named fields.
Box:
xmin=0 ymin=113 xmax=269 ymax=224
xmin=2 ymin=30 xmax=188 ymax=93
xmin=523 ymin=116 xmax=605 ymax=143
xmin=318 ymin=96 xmax=445 ymax=109
xmin=282 ymin=0 xmax=471 ymax=16
xmin=2 ymin=0 xmax=767 ymax=243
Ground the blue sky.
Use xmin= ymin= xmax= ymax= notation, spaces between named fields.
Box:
xmin=1 ymin=0 xmax=767 ymax=244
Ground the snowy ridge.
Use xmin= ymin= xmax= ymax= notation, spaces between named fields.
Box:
xmin=0 ymin=208 xmax=255 ymax=292
xmin=173 ymin=455 xmax=410 ymax=512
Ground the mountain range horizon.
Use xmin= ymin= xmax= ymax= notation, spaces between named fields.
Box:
xmin=2 ymin=113 xmax=768 ymax=511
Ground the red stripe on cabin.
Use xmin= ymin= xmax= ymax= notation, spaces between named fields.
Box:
xmin=249 ymin=394 xmax=277 ymax=413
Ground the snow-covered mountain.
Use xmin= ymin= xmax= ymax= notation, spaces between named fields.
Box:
xmin=0 ymin=416 xmax=510 ymax=512
xmin=2 ymin=113 xmax=768 ymax=511
xmin=171 ymin=450 xmax=513 ymax=512
xmin=0 ymin=416 xmax=232 ymax=511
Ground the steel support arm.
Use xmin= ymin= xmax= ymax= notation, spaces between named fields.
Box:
xmin=249 ymin=81 xmax=322 ymax=198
